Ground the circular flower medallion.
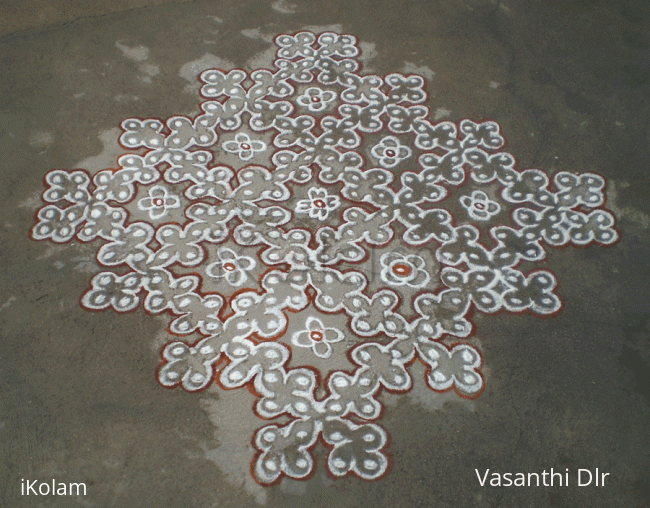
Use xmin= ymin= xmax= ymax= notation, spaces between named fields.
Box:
xmin=379 ymin=252 xmax=430 ymax=288
xmin=222 ymin=132 xmax=267 ymax=161
xmin=291 ymin=317 xmax=344 ymax=358
xmin=296 ymin=87 xmax=337 ymax=112
xmin=137 ymin=185 xmax=181 ymax=220
xmin=371 ymin=135 xmax=412 ymax=168
xmin=206 ymin=248 xmax=256 ymax=286
xmin=459 ymin=190 xmax=501 ymax=221
xmin=295 ymin=187 xmax=341 ymax=220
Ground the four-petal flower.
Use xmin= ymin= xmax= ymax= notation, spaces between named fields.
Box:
xmin=206 ymin=248 xmax=256 ymax=286
xmin=291 ymin=317 xmax=344 ymax=358
xmin=371 ymin=136 xmax=411 ymax=168
xmin=379 ymin=252 xmax=430 ymax=288
xmin=459 ymin=190 xmax=501 ymax=221
xmin=296 ymin=87 xmax=337 ymax=112
xmin=137 ymin=185 xmax=181 ymax=220
xmin=222 ymin=133 xmax=267 ymax=161
xmin=295 ymin=187 xmax=341 ymax=220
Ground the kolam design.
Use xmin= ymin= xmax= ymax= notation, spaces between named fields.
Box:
xmin=31 ymin=31 xmax=619 ymax=484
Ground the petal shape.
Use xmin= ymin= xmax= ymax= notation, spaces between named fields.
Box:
xmin=306 ymin=317 xmax=325 ymax=331
xmin=313 ymin=341 xmax=332 ymax=358
xmin=324 ymin=328 xmax=344 ymax=344
xmin=292 ymin=330 xmax=315 ymax=349
xmin=295 ymin=200 xmax=312 ymax=213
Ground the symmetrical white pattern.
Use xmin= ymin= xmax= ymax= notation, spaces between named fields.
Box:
xmin=379 ymin=252 xmax=430 ymax=288
xmin=205 ymin=248 xmax=256 ymax=287
xmin=30 ymin=31 xmax=619 ymax=485
xmin=460 ymin=190 xmax=501 ymax=221
xmin=291 ymin=317 xmax=344 ymax=358
xmin=223 ymin=132 xmax=267 ymax=161
xmin=295 ymin=187 xmax=341 ymax=220
xmin=371 ymin=136 xmax=412 ymax=168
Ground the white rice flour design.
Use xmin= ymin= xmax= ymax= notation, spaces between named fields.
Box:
xmin=137 ymin=185 xmax=181 ymax=219
xmin=223 ymin=132 xmax=267 ymax=161
xmin=296 ymin=87 xmax=337 ymax=112
xmin=31 ymin=31 xmax=619 ymax=485
xmin=295 ymin=187 xmax=341 ymax=220
xmin=379 ymin=252 xmax=429 ymax=288
xmin=371 ymin=135 xmax=412 ymax=168
xmin=205 ymin=248 xmax=256 ymax=287
xmin=291 ymin=317 xmax=344 ymax=358
xmin=460 ymin=190 xmax=501 ymax=221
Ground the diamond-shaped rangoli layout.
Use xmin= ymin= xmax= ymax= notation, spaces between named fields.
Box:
xmin=31 ymin=32 xmax=619 ymax=484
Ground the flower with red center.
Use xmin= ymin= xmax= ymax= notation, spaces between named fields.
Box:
xmin=291 ymin=317 xmax=344 ymax=358
xmin=296 ymin=87 xmax=337 ymax=112
xmin=459 ymin=190 xmax=501 ymax=221
xmin=392 ymin=263 xmax=412 ymax=277
xmin=222 ymin=132 xmax=267 ymax=161
xmin=137 ymin=185 xmax=181 ymax=220
xmin=379 ymin=252 xmax=430 ymax=288
xmin=295 ymin=187 xmax=341 ymax=220
xmin=206 ymin=247 xmax=256 ymax=287
xmin=371 ymin=135 xmax=411 ymax=168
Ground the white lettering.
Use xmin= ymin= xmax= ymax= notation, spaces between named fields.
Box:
xmin=601 ymin=472 xmax=610 ymax=486
xmin=475 ymin=469 xmax=489 ymax=486
xmin=69 ymin=483 xmax=87 ymax=496
xmin=550 ymin=468 xmax=563 ymax=486
xmin=26 ymin=479 xmax=38 ymax=495
xmin=20 ymin=479 xmax=87 ymax=496
xmin=527 ymin=472 xmax=540 ymax=486
xmin=578 ymin=469 xmax=592 ymax=486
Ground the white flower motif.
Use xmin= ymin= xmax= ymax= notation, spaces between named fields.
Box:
xmin=137 ymin=185 xmax=181 ymax=220
xmin=205 ymin=248 xmax=256 ymax=286
xmin=222 ymin=133 xmax=267 ymax=161
xmin=459 ymin=190 xmax=501 ymax=221
xmin=295 ymin=187 xmax=341 ymax=220
xmin=371 ymin=136 xmax=411 ymax=168
xmin=296 ymin=87 xmax=337 ymax=112
xmin=379 ymin=252 xmax=430 ymax=288
xmin=291 ymin=317 xmax=344 ymax=358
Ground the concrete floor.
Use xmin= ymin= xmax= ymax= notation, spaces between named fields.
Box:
xmin=1 ymin=0 xmax=649 ymax=506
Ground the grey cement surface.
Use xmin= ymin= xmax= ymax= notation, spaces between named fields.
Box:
xmin=1 ymin=0 xmax=649 ymax=506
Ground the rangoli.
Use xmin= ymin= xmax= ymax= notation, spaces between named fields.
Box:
xmin=31 ymin=31 xmax=619 ymax=484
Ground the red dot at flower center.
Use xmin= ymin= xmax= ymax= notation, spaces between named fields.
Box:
xmin=223 ymin=262 xmax=236 ymax=271
xmin=385 ymin=149 xmax=396 ymax=157
xmin=310 ymin=330 xmax=324 ymax=341
xmin=474 ymin=202 xmax=486 ymax=210
xmin=311 ymin=97 xmax=321 ymax=103
xmin=392 ymin=263 xmax=412 ymax=276
xmin=240 ymin=143 xmax=251 ymax=150
xmin=154 ymin=198 xmax=164 ymax=207
xmin=314 ymin=199 xmax=326 ymax=208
